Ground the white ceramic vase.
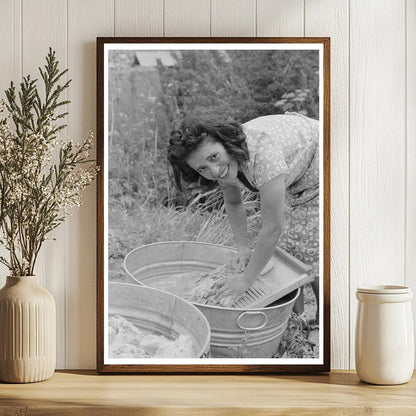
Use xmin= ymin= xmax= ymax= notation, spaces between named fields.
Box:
xmin=0 ymin=276 xmax=56 ymax=383
xmin=355 ymin=285 xmax=414 ymax=385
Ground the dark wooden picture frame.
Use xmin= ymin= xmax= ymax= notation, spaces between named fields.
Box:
xmin=97 ymin=37 xmax=330 ymax=374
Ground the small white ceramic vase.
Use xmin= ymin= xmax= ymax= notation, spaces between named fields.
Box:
xmin=0 ymin=276 xmax=56 ymax=383
xmin=355 ymin=285 xmax=414 ymax=385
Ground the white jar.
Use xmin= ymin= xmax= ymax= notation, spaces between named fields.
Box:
xmin=355 ymin=285 xmax=414 ymax=385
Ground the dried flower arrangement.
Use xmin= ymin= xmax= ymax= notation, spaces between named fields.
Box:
xmin=0 ymin=48 xmax=97 ymax=276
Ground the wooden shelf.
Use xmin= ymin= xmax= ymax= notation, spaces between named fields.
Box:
xmin=0 ymin=370 xmax=415 ymax=415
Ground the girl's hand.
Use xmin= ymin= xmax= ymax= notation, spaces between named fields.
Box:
xmin=214 ymin=274 xmax=252 ymax=303
xmin=228 ymin=247 xmax=252 ymax=272
xmin=237 ymin=246 xmax=252 ymax=256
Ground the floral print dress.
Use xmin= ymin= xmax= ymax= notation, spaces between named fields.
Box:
xmin=239 ymin=113 xmax=320 ymax=280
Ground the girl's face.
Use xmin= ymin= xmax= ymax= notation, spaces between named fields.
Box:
xmin=186 ymin=136 xmax=238 ymax=184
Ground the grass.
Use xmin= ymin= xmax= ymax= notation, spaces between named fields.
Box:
xmin=275 ymin=284 xmax=319 ymax=358
xmin=108 ymin=189 xmax=261 ymax=279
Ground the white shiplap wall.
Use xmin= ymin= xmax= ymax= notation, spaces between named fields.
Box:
xmin=0 ymin=0 xmax=414 ymax=370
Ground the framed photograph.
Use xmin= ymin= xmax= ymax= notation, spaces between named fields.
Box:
xmin=97 ymin=37 xmax=330 ymax=373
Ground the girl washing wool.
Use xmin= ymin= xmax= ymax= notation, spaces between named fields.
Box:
xmin=167 ymin=112 xmax=320 ymax=324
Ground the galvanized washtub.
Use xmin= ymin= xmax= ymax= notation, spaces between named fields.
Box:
xmin=108 ymin=282 xmax=211 ymax=358
xmin=123 ymin=241 xmax=303 ymax=358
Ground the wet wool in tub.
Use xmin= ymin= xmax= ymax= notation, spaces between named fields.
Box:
xmin=108 ymin=314 xmax=194 ymax=358
xmin=150 ymin=260 xmax=249 ymax=307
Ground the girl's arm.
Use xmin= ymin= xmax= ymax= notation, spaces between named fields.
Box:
xmin=243 ymin=174 xmax=285 ymax=284
xmin=222 ymin=184 xmax=250 ymax=254
xmin=216 ymin=175 xmax=285 ymax=299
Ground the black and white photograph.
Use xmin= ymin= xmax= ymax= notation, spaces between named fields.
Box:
xmin=97 ymin=38 xmax=330 ymax=373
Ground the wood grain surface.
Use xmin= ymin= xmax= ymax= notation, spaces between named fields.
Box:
xmin=211 ymin=0 xmax=256 ymax=37
xmin=165 ymin=0 xmax=210 ymax=37
xmin=115 ymin=0 xmax=163 ymax=37
xmin=67 ymin=0 xmax=113 ymax=370
xmin=257 ymin=0 xmax=304 ymax=37
xmin=406 ymin=0 xmax=416 ymax=366
xmin=22 ymin=0 xmax=68 ymax=369
xmin=305 ymin=0 xmax=350 ymax=371
xmin=349 ymin=0 xmax=406 ymax=369
xmin=0 ymin=371 xmax=415 ymax=415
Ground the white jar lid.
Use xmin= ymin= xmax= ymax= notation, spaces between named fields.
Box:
xmin=357 ymin=285 xmax=411 ymax=294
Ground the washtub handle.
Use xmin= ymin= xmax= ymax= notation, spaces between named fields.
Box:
xmin=237 ymin=311 xmax=268 ymax=331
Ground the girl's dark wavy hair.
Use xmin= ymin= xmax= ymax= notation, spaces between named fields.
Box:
xmin=168 ymin=118 xmax=249 ymax=191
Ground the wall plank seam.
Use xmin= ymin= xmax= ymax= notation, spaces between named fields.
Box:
xmin=348 ymin=0 xmax=351 ymax=369
xmin=209 ymin=0 xmax=211 ymax=36
xmin=404 ymin=0 xmax=407 ymax=292
xmin=64 ymin=0 xmax=69 ymax=370
xmin=303 ymin=0 xmax=305 ymax=36
xmin=19 ymin=0 xmax=22 ymax=80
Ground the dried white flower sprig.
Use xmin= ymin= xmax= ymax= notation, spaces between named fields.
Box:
xmin=0 ymin=48 xmax=97 ymax=276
